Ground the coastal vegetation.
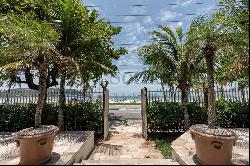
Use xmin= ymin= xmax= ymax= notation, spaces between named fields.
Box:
xmin=147 ymin=100 xmax=249 ymax=133
xmin=0 ymin=0 xmax=126 ymax=129
xmin=128 ymin=0 xmax=249 ymax=129
xmin=0 ymin=102 xmax=103 ymax=132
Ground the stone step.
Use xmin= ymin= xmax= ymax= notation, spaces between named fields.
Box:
xmin=75 ymin=159 xmax=179 ymax=165
xmin=88 ymin=144 xmax=123 ymax=160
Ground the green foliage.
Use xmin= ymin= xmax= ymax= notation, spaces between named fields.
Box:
xmin=150 ymin=132 xmax=182 ymax=158
xmin=63 ymin=102 xmax=104 ymax=131
xmin=215 ymin=99 xmax=249 ymax=128
xmin=186 ymin=0 xmax=249 ymax=85
xmin=147 ymin=101 xmax=248 ymax=132
xmin=187 ymin=103 xmax=208 ymax=125
xmin=214 ymin=0 xmax=249 ymax=83
xmin=0 ymin=13 xmax=59 ymax=72
xmin=0 ymin=103 xmax=103 ymax=132
xmin=0 ymin=0 xmax=127 ymax=86
xmin=147 ymin=102 xmax=184 ymax=132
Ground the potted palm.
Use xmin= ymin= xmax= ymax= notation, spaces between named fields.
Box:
xmin=0 ymin=14 xmax=59 ymax=165
xmin=187 ymin=13 xmax=239 ymax=165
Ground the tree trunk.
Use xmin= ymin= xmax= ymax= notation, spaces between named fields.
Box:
xmin=160 ymin=79 xmax=166 ymax=102
xmin=58 ymin=74 xmax=66 ymax=131
xmin=180 ymin=82 xmax=190 ymax=131
xmin=204 ymin=43 xmax=216 ymax=128
xmin=5 ymin=81 xmax=11 ymax=105
xmin=44 ymin=88 xmax=48 ymax=104
xmin=35 ymin=61 xmax=47 ymax=128
xmin=203 ymin=82 xmax=208 ymax=108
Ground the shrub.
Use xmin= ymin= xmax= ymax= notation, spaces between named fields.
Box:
xmin=215 ymin=99 xmax=249 ymax=128
xmin=187 ymin=102 xmax=208 ymax=126
xmin=64 ymin=102 xmax=103 ymax=132
xmin=0 ymin=103 xmax=103 ymax=132
xmin=147 ymin=102 xmax=184 ymax=132
xmin=147 ymin=100 xmax=249 ymax=132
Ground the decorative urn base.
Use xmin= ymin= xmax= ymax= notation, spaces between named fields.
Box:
xmin=13 ymin=125 xmax=59 ymax=165
xmin=190 ymin=124 xmax=237 ymax=165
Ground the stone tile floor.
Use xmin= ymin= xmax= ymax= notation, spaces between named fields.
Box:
xmin=79 ymin=120 xmax=179 ymax=165
xmin=88 ymin=120 xmax=165 ymax=160
xmin=0 ymin=131 xmax=92 ymax=165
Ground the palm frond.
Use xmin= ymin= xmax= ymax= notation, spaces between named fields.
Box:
xmin=126 ymin=70 xmax=157 ymax=84
xmin=159 ymin=25 xmax=177 ymax=46
xmin=175 ymin=27 xmax=183 ymax=42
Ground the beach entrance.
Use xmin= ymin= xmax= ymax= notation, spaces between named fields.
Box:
xmin=104 ymin=87 xmax=148 ymax=141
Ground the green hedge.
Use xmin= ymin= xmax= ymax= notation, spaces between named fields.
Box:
xmin=0 ymin=103 xmax=103 ymax=132
xmin=147 ymin=100 xmax=249 ymax=132
xmin=147 ymin=102 xmax=184 ymax=132
xmin=216 ymin=99 xmax=249 ymax=128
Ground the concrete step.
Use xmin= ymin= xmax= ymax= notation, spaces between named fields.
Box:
xmin=75 ymin=159 xmax=179 ymax=165
xmin=88 ymin=144 xmax=123 ymax=160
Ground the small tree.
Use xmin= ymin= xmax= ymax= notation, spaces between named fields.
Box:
xmin=187 ymin=0 xmax=249 ymax=128
xmin=0 ymin=14 xmax=59 ymax=127
xmin=1 ymin=0 xmax=127 ymax=130
xmin=128 ymin=25 xmax=201 ymax=130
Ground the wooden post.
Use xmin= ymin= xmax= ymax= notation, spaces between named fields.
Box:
xmin=103 ymin=88 xmax=109 ymax=140
xmin=141 ymin=89 xmax=144 ymax=137
xmin=141 ymin=87 xmax=148 ymax=140
xmin=173 ymin=87 xmax=177 ymax=102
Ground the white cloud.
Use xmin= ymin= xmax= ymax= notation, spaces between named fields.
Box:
xmin=115 ymin=54 xmax=142 ymax=68
xmin=159 ymin=10 xmax=177 ymax=22
xmin=123 ymin=16 xmax=137 ymax=22
xmin=176 ymin=0 xmax=197 ymax=6
xmin=123 ymin=22 xmax=147 ymax=35
xmin=196 ymin=5 xmax=216 ymax=15
xmin=122 ymin=5 xmax=147 ymax=23
xmin=124 ymin=36 xmax=137 ymax=45
xmin=169 ymin=22 xmax=183 ymax=30
xmin=176 ymin=22 xmax=183 ymax=27
xmin=143 ymin=16 xmax=153 ymax=24
xmin=131 ymin=6 xmax=147 ymax=15
xmin=83 ymin=2 xmax=101 ymax=12
xmin=135 ymin=0 xmax=143 ymax=4
xmin=117 ymin=22 xmax=148 ymax=54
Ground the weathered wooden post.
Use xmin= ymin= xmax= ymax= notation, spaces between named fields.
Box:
xmin=141 ymin=87 xmax=148 ymax=140
xmin=103 ymin=88 xmax=109 ymax=140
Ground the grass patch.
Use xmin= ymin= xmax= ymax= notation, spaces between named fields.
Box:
xmin=149 ymin=132 xmax=183 ymax=159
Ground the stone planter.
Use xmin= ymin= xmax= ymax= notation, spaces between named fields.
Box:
xmin=13 ymin=125 xmax=59 ymax=165
xmin=190 ymin=124 xmax=237 ymax=165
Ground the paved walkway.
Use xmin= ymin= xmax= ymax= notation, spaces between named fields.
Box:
xmin=78 ymin=120 xmax=179 ymax=165
xmin=90 ymin=120 xmax=163 ymax=160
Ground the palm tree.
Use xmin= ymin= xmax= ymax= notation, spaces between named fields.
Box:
xmin=1 ymin=0 xmax=127 ymax=131
xmin=186 ymin=14 xmax=235 ymax=128
xmin=152 ymin=25 xmax=194 ymax=130
xmin=127 ymin=43 xmax=176 ymax=102
xmin=128 ymin=25 xmax=198 ymax=130
xmin=45 ymin=0 xmax=127 ymax=130
xmin=186 ymin=0 xmax=249 ymax=128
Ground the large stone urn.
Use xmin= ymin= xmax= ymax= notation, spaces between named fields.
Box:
xmin=13 ymin=125 xmax=59 ymax=165
xmin=190 ymin=124 xmax=237 ymax=165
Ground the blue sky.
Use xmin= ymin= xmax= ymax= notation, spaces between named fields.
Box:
xmin=1 ymin=0 xmax=221 ymax=96
xmin=83 ymin=0 xmax=219 ymax=95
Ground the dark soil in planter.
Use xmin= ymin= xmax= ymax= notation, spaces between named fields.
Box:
xmin=190 ymin=124 xmax=236 ymax=137
xmin=13 ymin=125 xmax=58 ymax=138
